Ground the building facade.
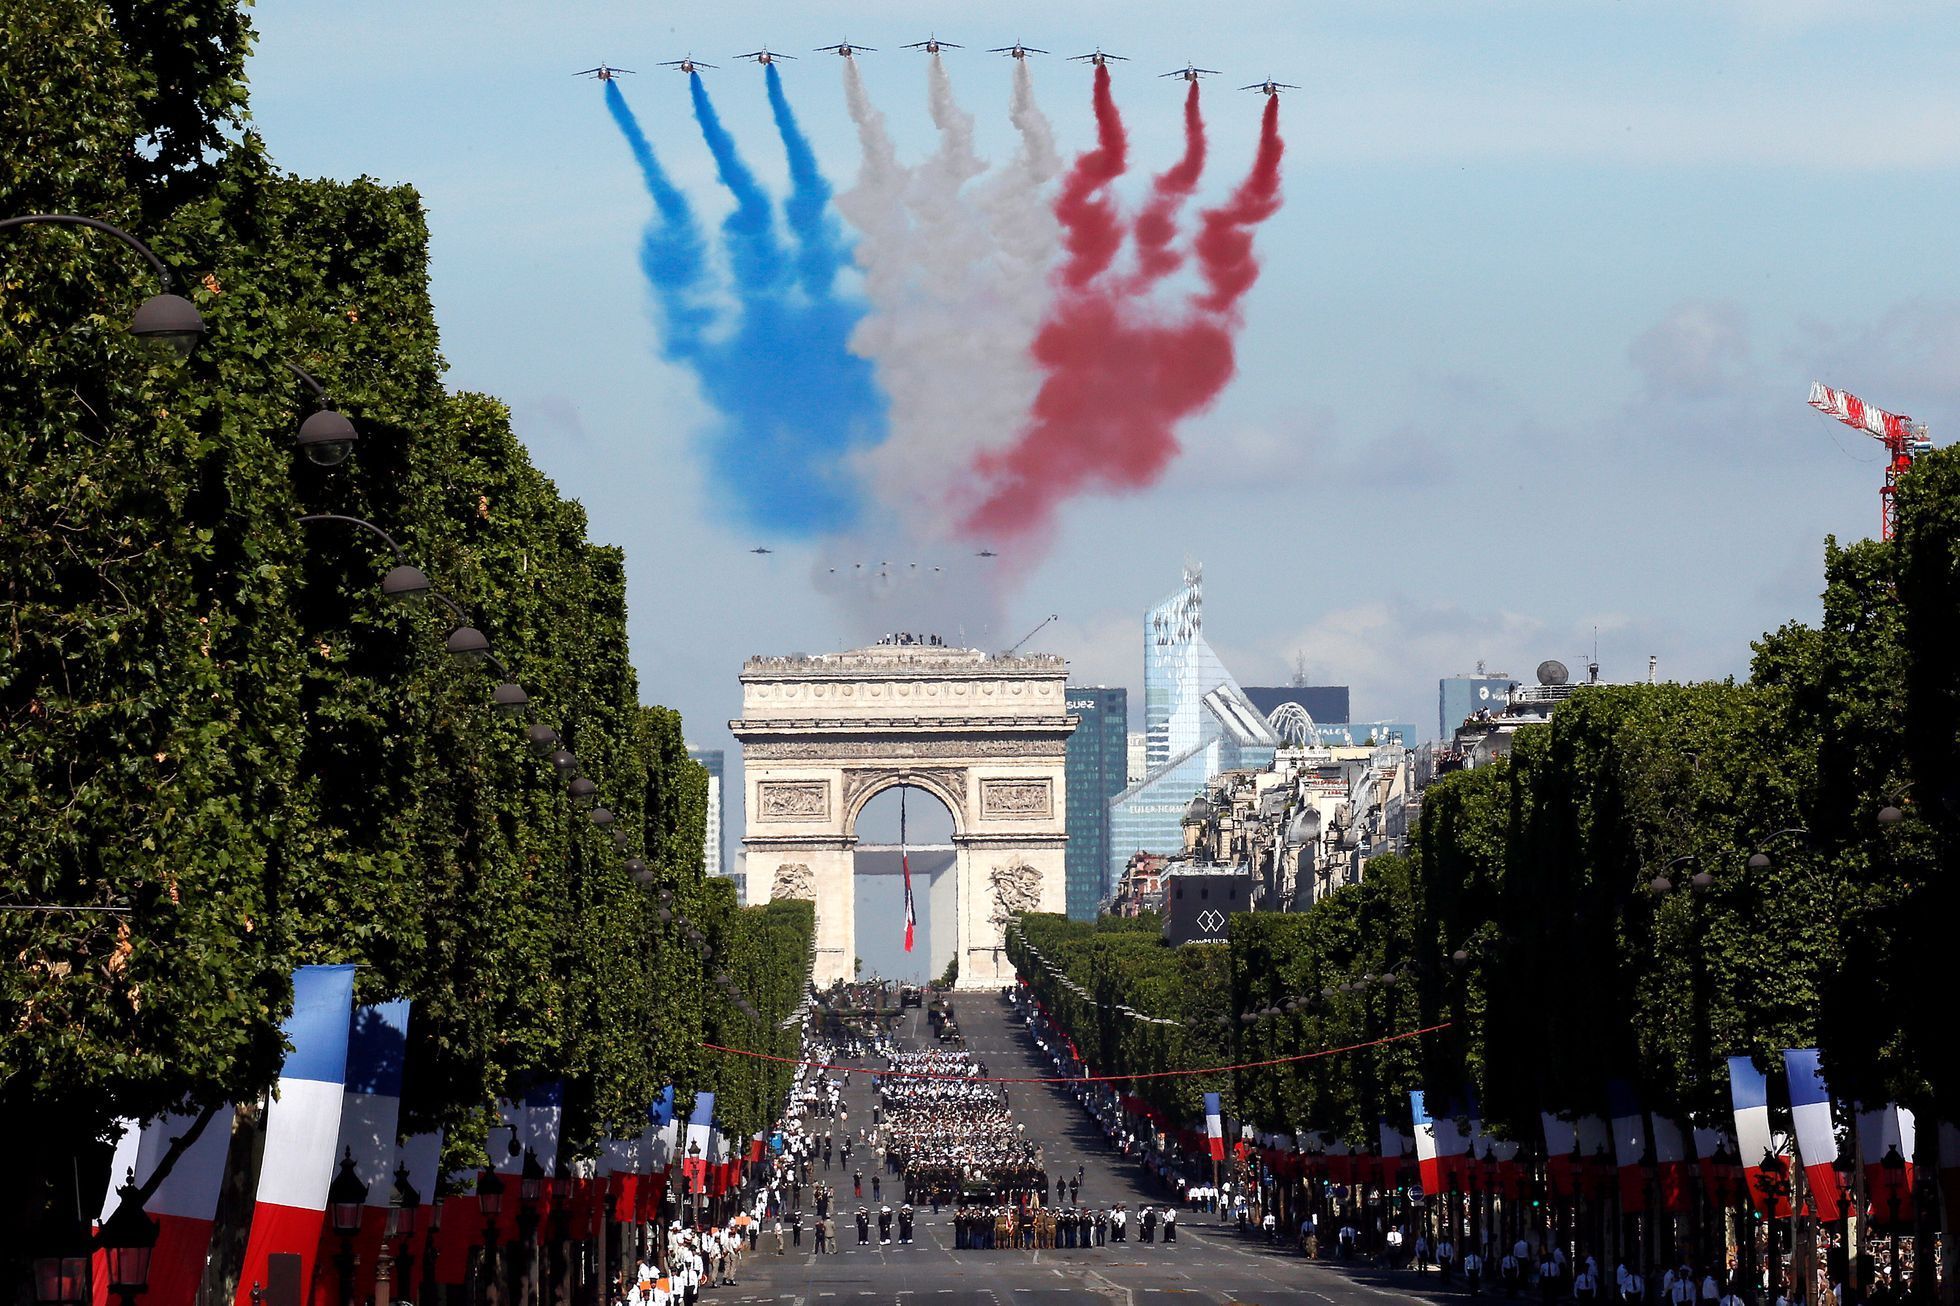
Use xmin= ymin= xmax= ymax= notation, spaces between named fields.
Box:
xmin=687 ymin=746 xmax=725 ymax=879
xmin=1243 ymin=685 xmax=1351 ymax=726
xmin=1111 ymin=566 xmax=1278 ymax=888
xmin=1438 ymin=665 xmax=1518 ymax=740
xmin=1063 ymin=685 xmax=1128 ymax=921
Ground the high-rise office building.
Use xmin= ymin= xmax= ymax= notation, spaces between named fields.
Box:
xmin=1112 ymin=567 xmax=1278 ymax=887
xmin=1438 ymin=667 xmax=1517 ymax=740
xmin=687 ymin=746 xmax=725 ymax=879
xmin=1063 ymin=686 xmax=1128 ymax=920
xmin=1126 ymin=732 xmax=1147 ymax=786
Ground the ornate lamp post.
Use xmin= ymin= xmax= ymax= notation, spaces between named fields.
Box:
xmin=328 ymin=1148 xmax=369 ymax=1306
xmin=477 ymin=1169 xmax=505 ymax=1306
xmin=517 ymin=1149 xmax=544 ymax=1306
xmin=97 ymin=1173 xmax=159 ymax=1306
xmin=382 ymin=1162 xmax=418 ymax=1306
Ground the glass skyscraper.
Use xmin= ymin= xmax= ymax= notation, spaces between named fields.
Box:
xmin=1112 ymin=566 xmax=1278 ymax=887
xmin=1063 ymin=686 xmax=1128 ymax=920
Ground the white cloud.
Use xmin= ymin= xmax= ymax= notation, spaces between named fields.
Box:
xmin=1628 ymin=301 xmax=1754 ymax=400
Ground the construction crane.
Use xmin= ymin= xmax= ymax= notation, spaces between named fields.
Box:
xmin=1807 ymin=381 xmax=1934 ymax=540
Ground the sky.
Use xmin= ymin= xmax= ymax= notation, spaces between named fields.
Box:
xmin=244 ymin=1 xmax=1960 ymax=872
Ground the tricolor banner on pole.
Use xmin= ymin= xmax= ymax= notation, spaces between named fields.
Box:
xmin=1203 ymin=1093 xmax=1225 ymax=1161
xmin=684 ymin=1092 xmax=715 ymax=1194
xmin=1781 ymin=1048 xmax=1844 ymax=1221
xmin=1412 ymin=1091 xmax=1441 ymax=1195
xmin=1728 ymin=1055 xmax=1785 ymax=1216
xmin=233 ymin=963 xmax=357 ymax=1306
xmin=1650 ymin=1114 xmax=1692 ymax=1214
xmin=524 ymin=1079 xmax=565 ymax=1223
xmin=1856 ymin=1105 xmax=1917 ymax=1226
xmin=312 ymin=999 xmax=411 ymax=1306
xmin=1607 ymin=1081 xmax=1651 ymax=1213
xmin=99 ymin=1110 xmax=232 ymax=1306
xmin=1542 ymin=1112 xmax=1578 ymax=1199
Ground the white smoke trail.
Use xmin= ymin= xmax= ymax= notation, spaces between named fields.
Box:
xmin=846 ymin=55 xmax=1065 ymax=540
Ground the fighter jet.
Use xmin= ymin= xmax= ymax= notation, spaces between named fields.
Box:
xmin=815 ymin=40 xmax=875 ymax=57
xmin=1070 ymin=48 xmax=1126 ymax=66
xmin=975 ymin=549 xmax=999 ymax=558
xmin=902 ymin=35 xmax=962 ymax=54
xmin=989 ymin=42 xmax=1049 ymax=60
xmin=1160 ymin=63 xmax=1220 ymax=82
xmin=1240 ymin=78 xmax=1298 ymax=95
xmin=574 ymin=65 xmax=635 ymax=81
xmin=735 ymin=48 xmax=795 ymax=65
xmin=749 ymin=547 xmax=774 ymax=555
xmin=658 ymin=56 xmax=717 ymax=74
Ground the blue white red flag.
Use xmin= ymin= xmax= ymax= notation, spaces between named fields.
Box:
xmin=1204 ymin=1092 xmax=1225 ymax=1161
xmin=233 ymin=964 xmax=357 ymax=1306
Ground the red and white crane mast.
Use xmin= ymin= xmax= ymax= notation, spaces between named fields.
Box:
xmin=1806 ymin=381 xmax=1934 ymax=541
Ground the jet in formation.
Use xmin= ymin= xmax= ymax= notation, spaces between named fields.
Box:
xmin=975 ymin=549 xmax=999 ymax=558
xmin=657 ymin=56 xmax=717 ymax=74
xmin=735 ymin=48 xmax=795 ymax=66
xmin=1241 ymin=78 xmax=1298 ymax=95
xmin=573 ymin=64 xmax=634 ymax=81
xmin=990 ymin=42 xmax=1049 ymax=60
xmin=816 ymin=40 xmax=875 ymax=57
xmin=1071 ymin=48 xmax=1127 ymax=66
xmin=902 ymin=35 xmax=962 ymax=54
xmin=749 ymin=547 xmax=774 ymax=555
xmin=1161 ymin=63 xmax=1220 ymax=82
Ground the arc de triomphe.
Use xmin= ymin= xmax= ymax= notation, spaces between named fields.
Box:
xmin=731 ymin=639 xmax=1075 ymax=988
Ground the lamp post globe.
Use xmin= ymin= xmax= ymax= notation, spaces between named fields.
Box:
xmin=445 ymin=625 xmax=491 ymax=661
xmin=491 ymin=682 xmax=529 ymax=714
xmin=380 ymin=564 xmax=432 ymax=602
xmin=128 ymin=291 xmax=207 ymax=359
xmin=526 ymin=725 xmax=559 ymax=755
xmin=296 ymin=408 xmax=358 ymax=466
xmin=587 ymin=806 xmax=615 ymax=828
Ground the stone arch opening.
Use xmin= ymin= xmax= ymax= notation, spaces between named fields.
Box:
xmin=851 ymin=785 xmax=957 ymax=984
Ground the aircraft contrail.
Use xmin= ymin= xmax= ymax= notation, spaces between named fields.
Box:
xmin=962 ymin=91 xmax=1286 ymax=541
xmin=841 ymin=55 xmax=1066 ymax=538
xmin=606 ymin=76 xmax=883 ymax=537
xmin=1127 ymin=79 xmax=1208 ymax=290
xmin=764 ymin=62 xmax=849 ymax=297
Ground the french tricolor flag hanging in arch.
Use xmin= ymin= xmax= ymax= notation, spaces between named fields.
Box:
xmin=233 ymin=964 xmax=357 ymax=1306
xmin=1781 ymin=1048 xmax=1845 ymax=1221
xmin=1203 ymin=1093 xmax=1225 ymax=1161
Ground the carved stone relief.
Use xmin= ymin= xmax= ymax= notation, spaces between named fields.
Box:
xmin=757 ymin=780 xmax=830 ymax=821
xmin=988 ymin=859 xmax=1045 ymax=928
xmin=770 ymin=863 xmax=815 ymax=900
xmin=980 ymin=778 xmax=1053 ymax=819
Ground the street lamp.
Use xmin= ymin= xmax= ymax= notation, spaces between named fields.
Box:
xmin=625 ymin=858 xmax=652 ymax=884
xmin=491 ymin=681 xmax=529 ymax=714
xmin=97 ymin=1172 xmax=159 ymax=1306
xmin=517 ymin=1150 xmax=544 ymax=1306
xmin=327 ymin=1148 xmax=368 ymax=1306
xmin=567 ymin=777 xmax=599 ymax=806
xmin=1646 ymin=854 xmax=1700 ymax=897
xmin=476 ymin=1169 xmax=504 ymax=1306
xmin=0 ymin=214 xmax=207 ymax=357
xmin=526 ymin=725 xmax=559 ymax=755
xmin=285 ymin=363 xmax=358 ymax=466
xmin=382 ymin=1162 xmax=418 ymax=1306
xmin=32 ymin=1212 xmax=92 ymax=1306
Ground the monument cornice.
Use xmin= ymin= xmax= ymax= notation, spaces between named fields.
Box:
xmin=729 ymin=716 xmax=1077 ymax=737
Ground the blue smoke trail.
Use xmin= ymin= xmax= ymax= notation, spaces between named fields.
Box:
xmin=604 ymin=77 xmax=886 ymax=537
xmin=764 ymin=62 xmax=850 ymax=297
xmin=688 ymin=73 xmax=789 ymax=295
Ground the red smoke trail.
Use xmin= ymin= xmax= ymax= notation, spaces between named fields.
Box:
xmin=962 ymin=96 xmax=1284 ymax=541
xmin=1193 ymin=93 xmax=1285 ymax=312
xmin=1053 ymin=63 xmax=1130 ymax=289
xmin=1127 ymin=80 xmax=1208 ymax=289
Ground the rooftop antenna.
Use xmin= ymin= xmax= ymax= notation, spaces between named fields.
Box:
xmin=1004 ymin=613 xmax=1059 ymax=657
xmin=1589 ymin=626 xmax=1600 ymax=684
